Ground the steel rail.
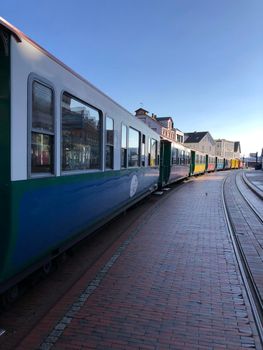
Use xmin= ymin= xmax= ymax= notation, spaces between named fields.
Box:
xmin=222 ymin=174 xmax=263 ymax=346
xmin=236 ymin=171 xmax=263 ymax=224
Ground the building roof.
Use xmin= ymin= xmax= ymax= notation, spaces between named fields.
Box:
xmin=184 ymin=132 xmax=208 ymax=143
xmin=135 ymin=108 xmax=149 ymax=115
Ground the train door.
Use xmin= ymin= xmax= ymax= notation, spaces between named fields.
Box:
xmin=205 ymin=155 xmax=208 ymax=172
xmin=159 ymin=140 xmax=171 ymax=186
xmin=190 ymin=150 xmax=195 ymax=175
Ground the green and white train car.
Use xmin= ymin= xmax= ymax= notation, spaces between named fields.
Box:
xmin=0 ymin=18 xmax=160 ymax=296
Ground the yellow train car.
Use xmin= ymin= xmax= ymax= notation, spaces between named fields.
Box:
xmin=190 ymin=150 xmax=206 ymax=175
xmin=230 ymin=159 xmax=239 ymax=169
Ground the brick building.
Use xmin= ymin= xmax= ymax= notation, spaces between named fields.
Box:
xmin=135 ymin=108 xmax=184 ymax=144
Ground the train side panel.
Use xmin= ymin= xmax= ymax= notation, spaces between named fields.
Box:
xmin=159 ymin=140 xmax=190 ymax=187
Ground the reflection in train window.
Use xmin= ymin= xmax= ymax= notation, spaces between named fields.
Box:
xmin=121 ymin=124 xmax=128 ymax=168
xmin=150 ymin=138 xmax=158 ymax=166
xmin=106 ymin=116 xmax=114 ymax=169
xmin=62 ymin=93 xmax=101 ymax=171
xmin=128 ymin=127 xmax=140 ymax=167
xmin=31 ymin=80 xmax=54 ymax=174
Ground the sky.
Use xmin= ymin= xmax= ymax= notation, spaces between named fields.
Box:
xmin=1 ymin=0 xmax=263 ymax=156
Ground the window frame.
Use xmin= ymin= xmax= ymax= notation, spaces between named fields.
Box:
xmin=28 ymin=74 xmax=56 ymax=178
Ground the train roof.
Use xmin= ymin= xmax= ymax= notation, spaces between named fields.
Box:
xmin=0 ymin=17 xmax=140 ymax=122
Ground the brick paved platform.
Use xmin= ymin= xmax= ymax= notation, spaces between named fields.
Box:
xmin=244 ymin=170 xmax=263 ymax=199
xmin=17 ymin=172 xmax=261 ymax=349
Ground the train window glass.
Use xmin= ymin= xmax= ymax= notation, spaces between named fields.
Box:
xmin=196 ymin=154 xmax=199 ymax=164
xmin=172 ymin=148 xmax=178 ymax=165
xmin=182 ymin=150 xmax=185 ymax=164
xmin=121 ymin=124 xmax=127 ymax=168
xmin=62 ymin=93 xmax=101 ymax=171
xmin=31 ymin=81 xmax=54 ymax=174
xmin=148 ymin=137 xmax=151 ymax=166
xmin=150 ymin=138 xmax=158 ymax=166
xmin=176 ymin=148 xmax=179 ymax=165
xmin=31 ymin=132 xmax=54 ymax=173
xmin=105 ymin=116 xmax=114 ymax=169
xmin=171 ymin=147 xmax=175 ymax=164
xmin=128 ymin=128 xmax=140 ymax=167
xmin=141 ymin=134 xmax=146 ymax=167
xmin=32 ymin=81 xmax=54 ymax=132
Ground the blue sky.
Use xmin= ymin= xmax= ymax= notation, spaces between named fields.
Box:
xmin=2 ymin=0 xmax=263 ymax=156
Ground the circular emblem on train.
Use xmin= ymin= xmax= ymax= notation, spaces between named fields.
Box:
xmin=130 ymin=175 xmax=138 ymax=198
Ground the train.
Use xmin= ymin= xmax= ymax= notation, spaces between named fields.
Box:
xmin=0 ymin=18 xmax=241 ymax=300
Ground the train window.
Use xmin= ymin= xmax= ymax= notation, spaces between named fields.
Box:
xmin=128 ymin=128 xmax=140 ymax=167
xmin=121 ymin=124 xmax=128 ymax=168
xmin=31 ymin=81 xmax=54 ymax=174
xmin=32 ymin=82 xmax=54 ymax=132
xmin=187 ymin=152 xmax=191 ymax=164
xmin=172 ymin=148 xmax=175 ymax=165
xmin=141 ymin=134 xmax=146 ymax=167
xmin=150 ymin=138 xmax=158 ymax=166
xmin=175 ymin=148 xmax=179 ymax=165
xmin=148 ymin=137 xmax=151 ymax=166
xmin=105 ymin=116 xmax=114 ymax=169
xmin=181 ymin=150 xmax=185 ymax=165
xmin=62 ymin=93 xmax=101 ymax=171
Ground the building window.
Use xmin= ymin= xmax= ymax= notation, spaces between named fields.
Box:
xmin=121 ymin=124 xmax=128 ymax=168
xmin=62 ymin=93 xmax=101 ymax=171
xmin=105 ymin=116 xmax=114 ymax=169
xmin=31 ymin=80 xmax=54 ymax=174
xmin=128 ymin=127 xmax=140 ymax=167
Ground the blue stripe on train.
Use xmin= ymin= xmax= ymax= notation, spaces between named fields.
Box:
xmin=10 ymin=169 xmax=158 ymax=273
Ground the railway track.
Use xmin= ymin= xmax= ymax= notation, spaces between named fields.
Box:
xmin=222 ymin=170 xmax=263 ymax=346
xmin=236 ymin=171 xmax=263 ymax=222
